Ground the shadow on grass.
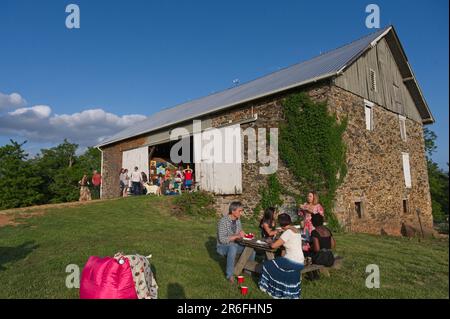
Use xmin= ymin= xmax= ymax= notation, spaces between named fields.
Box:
xmin=205 ymin=236 xmax=227 ymax=277
xmin=0 ymin=240 xmax=39 ymax=271
xmin=167 ymin=282 xmax=186 ymax=299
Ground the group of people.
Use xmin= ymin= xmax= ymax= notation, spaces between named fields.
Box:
xmin=119 ymin=164 xmax=195 ymax=197
xmin=216 ymin=191 xmax=336 ymax=299
xmin=78 ymin=170 xmax=102 ymax=201
xmin=119 ymin=167 xmax=148 ymax=196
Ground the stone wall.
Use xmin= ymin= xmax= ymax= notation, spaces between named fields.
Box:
xmin=328 ymin=85 xmax=433 ymax=235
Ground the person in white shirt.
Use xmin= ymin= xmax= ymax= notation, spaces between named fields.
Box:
xmin=130 ymin=166 xmax=142 ymax=195
xmin=259 ymin=213 xmax=305 ymax=299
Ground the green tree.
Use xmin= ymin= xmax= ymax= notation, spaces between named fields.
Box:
xmin=0 ymin=140 xmax=44 ymax=209
xmin=77 ymin=147 xmax=101 ymax=174
xmin=423 ymin=127 xmax=449 ymax=223
xmin=34 ymin=139 xmax=80 ymax=203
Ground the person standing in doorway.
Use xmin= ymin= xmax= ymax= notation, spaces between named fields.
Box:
xmin=183 ymin=164 xmax=194 ymax=191
xmin=91 ymin=170 xmax=102 ymax=199
xmin=131 ymin=166 xmax=142 ymax=195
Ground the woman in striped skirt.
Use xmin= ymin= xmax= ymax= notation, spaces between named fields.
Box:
xmin=259 ymin=213 xmax=305 ymax=299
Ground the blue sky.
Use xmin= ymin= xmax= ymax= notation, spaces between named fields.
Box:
xmin=0 ymin=0 xmax=448 ymax=168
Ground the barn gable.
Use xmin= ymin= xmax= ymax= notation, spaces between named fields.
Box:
xmin=334 ymin=27 xmax=433 ymax=124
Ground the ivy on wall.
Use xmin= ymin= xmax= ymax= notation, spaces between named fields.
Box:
xmin=254 ymin=174 xmax=283 ymax=217
xmin=278 ymin=92 xmax=348 ymax=229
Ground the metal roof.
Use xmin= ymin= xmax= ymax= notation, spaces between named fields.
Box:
xmin=97 ymin=26 xmax=429 ymax=148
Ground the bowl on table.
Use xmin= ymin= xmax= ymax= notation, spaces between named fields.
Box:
xmin=243 ymin=233 xmax=255 ymax=240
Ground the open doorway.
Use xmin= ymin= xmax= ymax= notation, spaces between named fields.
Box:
xmin=148 ymin=136 xmax=195 ymax=194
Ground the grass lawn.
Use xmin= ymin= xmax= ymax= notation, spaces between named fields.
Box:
xmin=0 ymin=195 xmax=448 ymax=299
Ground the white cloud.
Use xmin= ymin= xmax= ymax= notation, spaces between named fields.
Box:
xmin=0 ymin=101 xmax=147 ymax=148
xmin=9 ymin=105 xmax=52 ymax=119
xmin=0 ymin=92 xmax=27 ymax=110
xmin=50 ymin=109 xmax=146 ymax=129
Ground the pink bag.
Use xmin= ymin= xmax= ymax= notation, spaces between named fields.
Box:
xmin=80 ymin=256 xmax=138 ymax=299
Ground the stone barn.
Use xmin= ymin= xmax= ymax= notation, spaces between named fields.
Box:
xmin=96 ymin=26 xmax=434 ymax=235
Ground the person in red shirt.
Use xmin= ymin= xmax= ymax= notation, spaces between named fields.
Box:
xmin=183 ymin=164 xmax=194 ymax=191
xmin=91 ymin=170 xmax=102 ymax=199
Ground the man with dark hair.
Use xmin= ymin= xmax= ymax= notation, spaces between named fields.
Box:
xmin=278 ymin=213 xmax=292 ymax=228
xmin=91 ymin=170 xmax=102 ymax=199
xmin=216 ymin=201 xmax=255 ymax=283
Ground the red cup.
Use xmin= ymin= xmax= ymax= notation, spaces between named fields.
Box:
xmin=237 ymin=275 xmax=244 ymax=284
xmin=241 ymin=286 xmax=248 ymax=296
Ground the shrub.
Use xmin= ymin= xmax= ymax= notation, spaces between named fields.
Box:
xmin=173 ymin=191 xmax=217 ymax=217
xmin=437 ymin=222 xmax=449 ymax=235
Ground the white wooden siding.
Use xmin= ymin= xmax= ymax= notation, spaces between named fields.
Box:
xmin=402 ymin=152 xmax=412 ymax=188
xmin=364 ymin=99 xmax=374 ymax=131
xmin=195 ymin=124 xmax=242 ymax=194
xmin=122 ymin=146 xmax=149 ymax=178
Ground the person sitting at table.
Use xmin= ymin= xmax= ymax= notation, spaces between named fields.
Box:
xmin=216 ymin=202 xmax=256 ymax=284
xmin=259 ymin=213 xmax=304 ymax=299
xmin=298 ymin=191 xmax=324 ymax=238
xmin=259 ymin=207 xmax=281 ymax=240
xmin=311 ymin=214 xmax=335 ymax=263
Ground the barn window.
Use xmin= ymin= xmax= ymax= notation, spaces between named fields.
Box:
xmin=355 ymin=201 xmax=363 ymax=219
xmin=369 ymin=69 xmax=377 ymax=92
xmin=402 ymin=152 xmax=412 ymax=188
xmin=402 ymin=198 xmax=409 ymax=214
xmin=399 ymin=115 xmax=407 ymax=141
xmin=364 ymin=99 xmax=374 ymax=131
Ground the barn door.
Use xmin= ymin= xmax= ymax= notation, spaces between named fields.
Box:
xmin=195 ymin=124 xmax=242 ymax=194
xmin=122 ymin=146 xmax=149 ymax=177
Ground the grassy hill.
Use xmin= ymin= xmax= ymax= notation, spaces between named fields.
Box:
xmin=0 ymin=195 xmax=448 ymax=299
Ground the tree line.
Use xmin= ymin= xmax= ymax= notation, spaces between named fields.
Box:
xmin=424 ymin=128 xmax=449 ymax=224
xmin=0 ymin=139 xmax=100 ymax=210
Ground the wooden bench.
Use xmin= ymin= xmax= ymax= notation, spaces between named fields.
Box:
xmin=233 ymin=239 xmax=276 ymax=276
xmin=233 ymin=238 xmax=343 ymax=278
xmin=301 ymin=256 xmax=343 ymax=277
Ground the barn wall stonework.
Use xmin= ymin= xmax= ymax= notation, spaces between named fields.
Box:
xmin=209 ymin=82 xmax=432 ymax=235
xmin=328 ymin=85 xmax=433 ymax=235
xmin=100 ymin=81 xmax=432 ymax=236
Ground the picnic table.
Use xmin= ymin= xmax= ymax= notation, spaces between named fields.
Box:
xmin=233 ymin=237 xmax=343 ymax=277
xmin=233 ymin=238 xmax=276 ymax=276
